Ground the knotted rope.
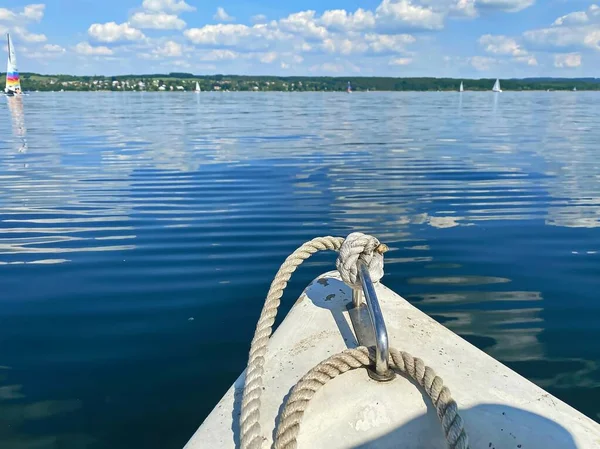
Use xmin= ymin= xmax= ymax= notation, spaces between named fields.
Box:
xmin=336 ymin=232 xmax=386 ymax=289
xmin=240 ymin=234 xmax=469 ymax=449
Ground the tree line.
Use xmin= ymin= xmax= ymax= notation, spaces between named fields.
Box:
xmin=2 ymin=72 xmax=599 ymax=92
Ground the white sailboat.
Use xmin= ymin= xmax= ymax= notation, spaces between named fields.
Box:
xmin=5 ymin=33 xmax=22 ymax=96
xmin=459 ymin=82 xmax=464 ymax=93
xmin=492 ymin=78 xmax=502 ymax=93
xmin=195 ymin=81 xmax=201 ymax=93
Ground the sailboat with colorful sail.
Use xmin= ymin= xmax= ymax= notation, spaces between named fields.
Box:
xmin=347 ymin=81 xmax=352 ymax=94
xmin=5 ymin=33 xmax=22 ymax=96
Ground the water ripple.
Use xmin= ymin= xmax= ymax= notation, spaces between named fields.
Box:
xmin=1 ymin=92 xmax=600 ymax=448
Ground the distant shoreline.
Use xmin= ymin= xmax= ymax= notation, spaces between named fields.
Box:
xmin=2 ymin=73 xmax=599 ymax=92
xmin=12 ymin=90 xmax=600 ymax=93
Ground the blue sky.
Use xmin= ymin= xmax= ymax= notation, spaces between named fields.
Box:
xmin=1 ymin=0 xmax=599 ymax=76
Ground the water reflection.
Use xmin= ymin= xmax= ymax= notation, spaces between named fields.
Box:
xmin=7 ymin=96 xmax=27 ymax=153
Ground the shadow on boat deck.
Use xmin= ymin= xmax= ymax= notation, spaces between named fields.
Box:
xmin=351 ymin=403 xmax=578 ymax=449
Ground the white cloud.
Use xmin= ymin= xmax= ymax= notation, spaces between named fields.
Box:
xmin=479 ymin=34 xmax=526 ymax=56
xmin=184 ymin=24 xmax=252 ymax=46
xmin=184 ymin=23 xmax=291 ymax=50
xmin=322 ymin=37 xmax=368 ymax=55
xmin=43 ymin=43 xmax=65 ymax=53
xmin=478 ymin=34 xmax=539 ymax=66
xmin=514 ymin=55 xmax=537 ymax=65
xmin=475 ymin=0 xmax=535 ymax=13
xmin=279 ymin=11 xmax=328 ymax=40
xmin=452 ymin=0 xmax=478 ymax=17
xmin=21 ymin=4 xmax=45 ymax=21
xmin=184 ymin=8 xmax=420 ymax=61
xmin=320 ymin=32 xmax=415 ymax=55
xmin=0 ymin=4 xmax=45 ymax=22
xmin=366 ymin=33 xmax=415 ymax=53
xmin=554 ymin=53 xmax=582 ymax=68
xmin=214 ymin=7 xmax=235 ymax=22
xmin=13 ymin=25 xmax=46 ymax=42
xmin=259 ymin=51 xmax=278 ymax=63
xmin=375 ymin=0 xmax=445 ymax=31
xmin=320 ymin=8 xmax=376 ymax=31
xmin=389 ymin=57 xmax=413 ymax=65
xmin=141 ymin=0 xmax=195 ymax=13
xmin=88 ymin=22 xmax=145 ymax=43
xmin=469 ymin=55 xmax=497 ymax=70
xmin=524 ymin=25 xmax=600 ymax=51
xmin=200 ymin=49 xmax=239 ymax=61
xmin=553 ymin=11 xmax=589 ymax=27
xmin=280 ymin=61 xmax=290 ymax=69
xmin=0 ymin=8 xmax=17 ymax=21
xmin=251 ymin=14 xmax=268 ymax=24
xmin=152 ymin=40 xmax=182 ymax=57
xmin=553 ymin=4 xmax=600 ymax=27
xmin=524 ymin=5 xmax=600 ymax=52
xmin=130 ymin=12 xmax=186 ymax=30
xmin=74 ymin=42 xmax=113 ymax=56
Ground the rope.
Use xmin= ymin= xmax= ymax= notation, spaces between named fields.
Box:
xmin=335 ymin=232 xmax=386 ymax=289
xmin=240 ymin=236 xmax=344 ymax=449
xmin=240 ymin=234 xmax=469 ymax=449
xmin=274 ymin=347 xmax=469 ymax=449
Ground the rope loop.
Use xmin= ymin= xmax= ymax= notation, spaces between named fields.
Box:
xmin=274 ymin=346 xmax=469 ymax=449
xmin=239 ymin=234 xmax=469 ymax=449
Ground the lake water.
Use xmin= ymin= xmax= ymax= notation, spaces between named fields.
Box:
xmin=1 ymin=91 xmax=599 ymax=448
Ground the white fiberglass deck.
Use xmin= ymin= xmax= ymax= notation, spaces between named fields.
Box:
xmin=186 ymin=271 xmax=600 ymax=449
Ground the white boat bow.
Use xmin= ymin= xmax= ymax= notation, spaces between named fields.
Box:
xmin=185 ymin=235 xmax=600 ymax=449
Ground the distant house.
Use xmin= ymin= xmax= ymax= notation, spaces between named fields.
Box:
xmin=252 ymin=86 xmax=259 ymax=91
xmin=176 ymin=85 xmax=184 ymax=91
xmin=213 ymin=85 xmax=221 ymax=91
xmin=158 ymin=85 xmax=166 ymax=91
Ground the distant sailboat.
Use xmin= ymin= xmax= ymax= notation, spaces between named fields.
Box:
xmin=492 ymin=79 xmax=502 ymax=93
xmin=195 ymin=81 xmax=201 ymax=93
xmin=573 ymin=87 xmax=577 ymax=92
xmin=5 ymin=33 xmax=22 ymax=96
xmin=347 ymin=81 xmax=352 ymax=94
xmin=459 ymin=82 xmax=464 ymax=93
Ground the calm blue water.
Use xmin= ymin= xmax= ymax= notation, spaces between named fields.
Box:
xmin=1 ymin=92 xmax=599 ymax=448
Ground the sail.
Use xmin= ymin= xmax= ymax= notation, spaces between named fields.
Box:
xmin=493 ymin=79 xmax=501 ymax=92
xmin=459 ymin=82 xmax=464 ymax=92
xmin=5 ymin=33 xmax=21 ymax=94
xmin=347 ymin=81 xmax=352 ymax=93
xmin=195 ymin=81 xmax=200 ymax=92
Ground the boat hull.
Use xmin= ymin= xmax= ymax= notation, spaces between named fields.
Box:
xmin=185 ymin=271 xmax=600 ymax=448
